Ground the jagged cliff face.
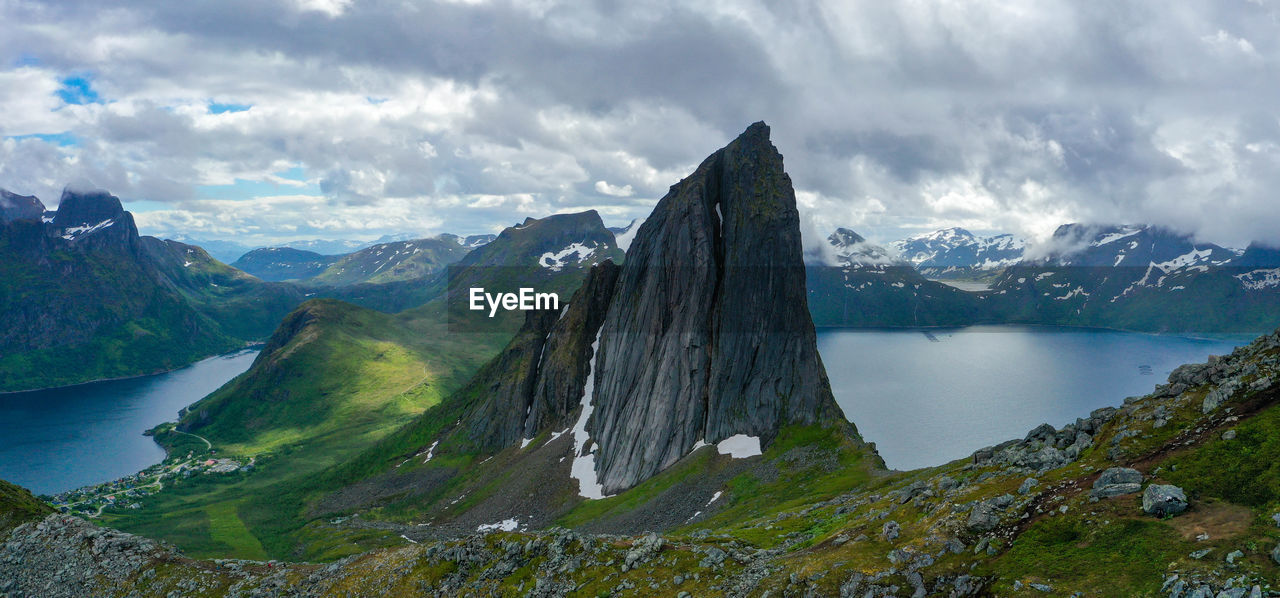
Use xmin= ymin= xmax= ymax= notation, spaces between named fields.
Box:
xmin=588 ymin=122 xmax=844 ymax=493
xmin=457 ymin=262 xmax=621 ymax=452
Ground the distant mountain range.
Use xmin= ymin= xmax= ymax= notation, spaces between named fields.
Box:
xmin=890 ymin=227 xmax=1026 ymax=280
xmin=808 ymin=223 xmax=1280 ymax=331
xmin=0 ymin=186 xmax=622 ymax=392
xmin=172 ymin=233 xmax=497 ymax=265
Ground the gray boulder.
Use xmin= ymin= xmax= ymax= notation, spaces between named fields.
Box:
xmin=1018 ymin=478 xmax=1039 ymax=495
xmin=1095 ymin=467 xmax=1142 ymax=487
xmin=1202 ymin=381 xmax=1238 ymax=413
xmin=966 ymin=495 xmax=1014 ymax=533
xmin=1273 ymin=542 xmax=1280 ymax=566
xmin=623 ymin=533 xmax=664 ymax=570
xmin=1091 ymin=467 xmax=1143 ymax=499
xmin=881 ymin=521 xmax=901 ymax=541
xmin=1142 ymin=484 xmax=1188 ymax=517
xmin=967 ymin=503 xmax=1001 ymax=533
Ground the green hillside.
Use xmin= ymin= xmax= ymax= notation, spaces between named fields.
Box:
xmin=100 ymin=212 xmax=616 ymax=559
xmin=0 ymin=225 xmax=241 ymax=392
xmin=0 ymin=190 xmax=307 ymax=392
xmin=101 ymin=298 xmax=514 ymax=558
xmin=0 ymin=478 xmax=53 ymax=535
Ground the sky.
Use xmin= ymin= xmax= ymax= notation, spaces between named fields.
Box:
xmin=2 ymin=0 xmax=1279 ymax=249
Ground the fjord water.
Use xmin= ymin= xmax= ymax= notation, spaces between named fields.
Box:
xmin=0 ymin=350 xmax=258 ymax=495
xmin=819 ymin=326 xmax=1252 ymax=471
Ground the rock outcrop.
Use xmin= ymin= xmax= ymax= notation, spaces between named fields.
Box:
xmin=586 ymin=122 xmax=850 ymax=493
xmin=1091 ymin=467 xmax=1143 ymax=499
xmin=1142 ymin=484 xmax=1188 ymax=517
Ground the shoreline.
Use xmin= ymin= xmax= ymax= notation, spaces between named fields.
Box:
xmin=814 ymin=322 xmax=1265 ymax=341
xmin=0 ymin=344 xmax=263 ymax=396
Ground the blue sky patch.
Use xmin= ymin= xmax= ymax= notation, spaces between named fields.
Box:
xmin=56 ymin=75 xmax=101 ymax=105
xmin=8 ymin=132 xmax=79 ymax=147
xmin=208 ymin=101 xmax=252 ymax=114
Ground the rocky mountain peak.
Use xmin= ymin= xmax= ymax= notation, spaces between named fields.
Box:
xmin=52 ymin=188 xmax=126 ymax=228
xmin=457 ymin=210 xmax=618 ymax=271
xmin=584 ymin=121 xmax=853 ymax=493
xmin=442 ymin=122 xmax=859 ymax=497
xmin=829 ymin=227 xmax=867 ymax=246
xmin=0 ymin=189 xmax=45 ymax=223
xmin=1233 ymin=242 xmax=1280 ymax=268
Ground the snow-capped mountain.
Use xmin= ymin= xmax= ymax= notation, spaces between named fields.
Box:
xmin=890 ymin=227 xmax=1025 ymax=279
xmin=1033 ymin=224 xmax=1238 ymax=270
xmin=804 ymin=227 xmax=985 ymax=327
xmin=979 ymin=224 xmax=1280 ymax=331
xmin=812 ymin=227 xmax=903 ymax=269
xmin=438 ymin=233 xmax=496 ymax=249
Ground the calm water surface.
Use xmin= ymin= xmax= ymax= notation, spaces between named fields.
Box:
xmin=0 ymin=330 xmax=1255 ymax=493
xmin=0 ymin=350 xmax=258 ymax=494
xmin=818 ymin=326 xmax=1253 ymax=471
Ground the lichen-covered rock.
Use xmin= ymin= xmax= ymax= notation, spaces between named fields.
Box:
xmin=623 ymin=533 xmax=664 ymax=570
xmin=1018 ymin=478 xmax=1039 ymax=495
xmin=1142 ymin=484 xmax=1188 ymax=517
xmin=966 ymin=495 xmax=1014 ymax=533
xmin=881 ymin=521 xmax=901 ymax=541
xmin=1091 ymin=467 xmax=1143 ymax=499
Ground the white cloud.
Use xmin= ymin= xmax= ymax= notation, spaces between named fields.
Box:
xmin=594 ymin=180 xmax=633 ymax=197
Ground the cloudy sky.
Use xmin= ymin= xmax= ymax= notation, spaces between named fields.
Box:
xmin=2 ymin=0 xmax=1278 ymax=249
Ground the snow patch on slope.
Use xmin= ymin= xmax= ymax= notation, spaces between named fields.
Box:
xmin=1237 ymin=268 xmax=1280 ymax=290
xmin=539 ymin=242 xmax=597 ymax=272
xmin=569 ymin=329 xmax=611 ymax=499
xmin=476 ymin=518 xmax=519 ymax=533
xmin=716 ymin=434 xmax=762 ymax=458
xmin=60 ymin=219 xmax=115 ymax=240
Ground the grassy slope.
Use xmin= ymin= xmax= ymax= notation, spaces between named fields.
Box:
xmin=0 ymin=241 xmax=241 ymax=392
xmin=102 ymin=298 xmax=514 ymax=559
xmin=141 ymin=237 xmax=306 ymax=343
xmin=0 ymin=478 xmax=53 ymax=535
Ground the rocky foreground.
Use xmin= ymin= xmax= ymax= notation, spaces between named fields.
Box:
xmin=4 ymin=327 xmax=1280 ymax=596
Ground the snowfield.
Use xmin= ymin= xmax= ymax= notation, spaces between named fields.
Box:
xmin=539 ymin=242 xmax=598 ymax=272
